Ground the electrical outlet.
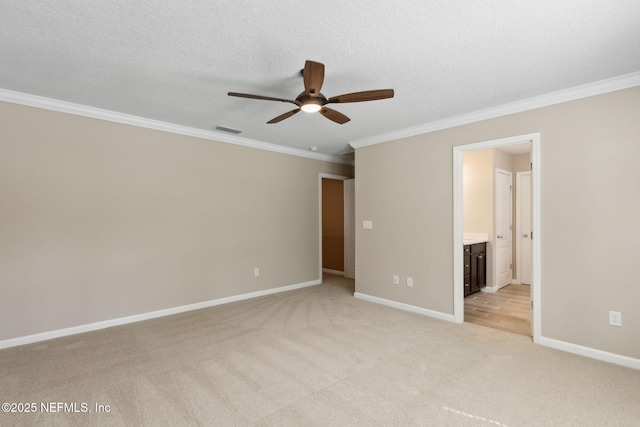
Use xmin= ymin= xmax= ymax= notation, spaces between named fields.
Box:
xmin=393 ymin=275 xmax=399 ymax=285
xmin=254 ymin=268 xmax=260 ymax=277
xmin=407 ymin=277 xmax=413 ymax=287
xmin=609 ymin=311 xmax=622 ymax=326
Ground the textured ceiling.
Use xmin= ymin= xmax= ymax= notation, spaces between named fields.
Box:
xmin=2 ymin=1 xmax=640 ymax=159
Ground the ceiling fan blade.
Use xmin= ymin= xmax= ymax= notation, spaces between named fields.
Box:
xmin=320 ymin=107 xmax=350 ymax=124
xmin=303 ymin=60 xmax=325 ymax=97
xmin=267 ymin=108 xmax=301 ymax=124
xmin=328 ymin=89 xmax=394 ymax=104
xmin=228 ymin=92 xmax=298 ymax=105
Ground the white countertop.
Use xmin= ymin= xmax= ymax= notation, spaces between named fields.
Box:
xmin=463 ymin=232 xmax=489 ymax=245
xmin=463 ymin=238 xmax=489 ymax=245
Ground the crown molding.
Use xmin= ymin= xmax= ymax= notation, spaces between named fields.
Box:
xmin=350 ymin=71 xmax=640 ymax=149
xmin=0 ymin=88 xmax=352 ymax=165
xmin=4 ymin=70 xmax=638 ymax=162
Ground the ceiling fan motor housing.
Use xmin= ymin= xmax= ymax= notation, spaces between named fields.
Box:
xmin=297 ymin=92 xmax=327 ymax=112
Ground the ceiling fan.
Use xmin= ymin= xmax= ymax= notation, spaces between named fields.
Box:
xmin=228 ymin=60 xmax=394 ymax=124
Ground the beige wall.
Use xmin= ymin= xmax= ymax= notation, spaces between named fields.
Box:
xmin=463 ymin=150 xmax=495 ymax=285
xmin=493 ymin=147 xmax=514 ymax=174
xmin=513 ymin=152 xmax=530 ymax=173
xmin=355 ymin=86 xmax=640 ymax=359
xmin=0 ymin=101 xmax=353 ymax=341
xmin=463 ymin=150 xmax=493 ymax=235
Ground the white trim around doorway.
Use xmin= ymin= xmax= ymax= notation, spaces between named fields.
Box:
xmin=452 ymin=132 xmax=541 ymax=343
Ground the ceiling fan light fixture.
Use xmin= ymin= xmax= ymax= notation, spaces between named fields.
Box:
xmin=300 ymin=103 xmax=322 ymax=113
xmin=227 ymin=60 xmax=394 ymax=124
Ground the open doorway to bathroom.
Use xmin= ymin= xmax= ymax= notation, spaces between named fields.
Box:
xmin=462 ymin=144 xmax=531 ymax=336
xmin=453 ymin=133 xmax=540 ymax=342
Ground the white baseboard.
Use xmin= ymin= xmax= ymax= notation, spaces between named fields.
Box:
xmin=322 ymin=268 xmax=344 ymax=276
xmin=0 ymin=279 xmax=321 ymax=350
xmin=353 ymin=293 xmax=639 ymax=370
xmin=538 ymin=336 xmax=640 ymax=370
xmin=481 ymin=282 xmax=511 ymax=293
xmin=353 ymin=292 xmax=455 ymax=322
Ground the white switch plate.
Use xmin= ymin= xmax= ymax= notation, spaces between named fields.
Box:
xmin=407 ymin=277 xmax=413 ymax=287
xmin=254 ymin=268 xmax=260 ymax=277
xmin=393 ymin=275 xmax=399 ymax=285
xmin=362 ymin=220 xmax=373 ymax=229
xmin=609 ymin=311 xmax=622 ymax=326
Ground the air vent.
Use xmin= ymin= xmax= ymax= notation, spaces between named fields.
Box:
xmin=215 ymin=125 xmax=242 ymax=135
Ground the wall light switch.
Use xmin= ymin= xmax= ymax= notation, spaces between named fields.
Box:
xmin=254 ymin=268 xmax=260 ymax=277
xmin=393 ymin=275 xmax=399 ymax=285
xmin=407 ymin=277 xmax=413 ymax=287
xmin=363 ymin=220 xmax=373 ymax=229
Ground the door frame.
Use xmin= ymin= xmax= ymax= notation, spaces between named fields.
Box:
xmin=318 ymin=173 xmax=351 ymax=281
xmin=453 ymin=132 xmax=541 ymax=343
xmin=344 ymin=179 xmax=356 ymax=279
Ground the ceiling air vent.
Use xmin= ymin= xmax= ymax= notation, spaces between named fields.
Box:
xmin=215 ymin=125 xmax=242 ymax=135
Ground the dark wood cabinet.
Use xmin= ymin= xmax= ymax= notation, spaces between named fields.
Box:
xmin=464 ymin=242 xmax=486 ymax=297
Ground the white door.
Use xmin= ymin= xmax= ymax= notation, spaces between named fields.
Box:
xmin=344 ymin=179 xmax=356 ymax=279
xmin=516 ymin=171 xmax=532 ymax=285
xmin=495 ymin=169 xmax=513 ymax=289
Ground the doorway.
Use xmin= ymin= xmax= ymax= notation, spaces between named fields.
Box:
xmin=453 ymin=133 xmax=540 ymax=342
xmin=318 ymin=174 xmax=355 ymax=281
xmin=462 ymin=152 xmax=528 ymax=335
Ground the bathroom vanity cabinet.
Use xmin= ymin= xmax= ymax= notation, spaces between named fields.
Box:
xmin=464 ymin=242 xmax=486 ymax=297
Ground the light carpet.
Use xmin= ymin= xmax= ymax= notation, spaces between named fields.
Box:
xmin=1 ymin=274 xmax=639 ymax=426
